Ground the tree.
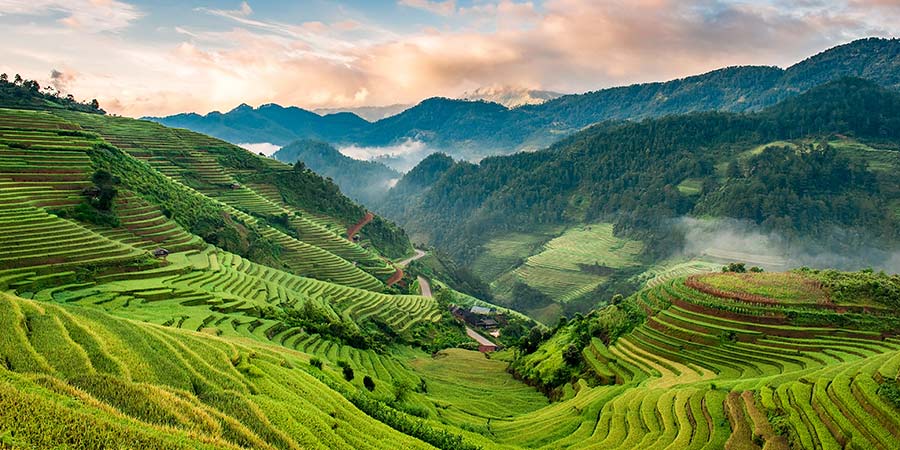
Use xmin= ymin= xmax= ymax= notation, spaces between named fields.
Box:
xmin=342 ymin=365 xmax=355 ymax=381
xmin=13 ymin=74 xmax=23 ymax=85
xmin=90 ymin=99 xmax=100 ymax=110
xmin=363 ymin=375 xmax=376 ymax=392
xmin=563 ymin=344 xmax=582 ymax=366
xmin=0 ymin=73 xmax=7 ymax=83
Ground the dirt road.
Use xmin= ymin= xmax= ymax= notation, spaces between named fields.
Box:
xmin=397 ymin=249 xmax=426 ymax=267
xmin=417 ymin=276 xmax=432 ymax=297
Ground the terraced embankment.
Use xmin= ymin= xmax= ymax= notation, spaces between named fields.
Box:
xmin=486 ymin=272 xmax=900 ymax=449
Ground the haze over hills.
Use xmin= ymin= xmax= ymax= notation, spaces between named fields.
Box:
xmin=313 ymin=104 xmax=414 ymax=122
xmin=381 ymin=77 xmax=900 ymax=320
xmin=150 ymin=38 xmax=900 ymax=165
xmin=273 ymin=140 xmax=400 ymax=207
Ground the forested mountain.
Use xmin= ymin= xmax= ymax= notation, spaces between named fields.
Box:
xmin=273 ymin=140 xmax=400 ymax=206
xmin=380 ymin=78 xmax=900 ymax=268
xmin=150 ymin=38 xmax=900 ymax=161
xmin=147 ymin=102 xmax=370 ymax=146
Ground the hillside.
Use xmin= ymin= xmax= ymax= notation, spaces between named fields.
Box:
xmin=501 ymin=269 xmax=900 ymax=449
xmin=273 ymin=140 xmax=400 ymax=207
xmin=3 ymin=80 xmax=900 ymax=450
xmin=379 ymin=77 xmax=900 ymax=318
xmin=150 ymin=38 xmax=900 ymax=160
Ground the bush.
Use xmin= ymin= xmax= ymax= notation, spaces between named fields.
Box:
xmin=363 ymin=376 xmax=375 ymax=392
xmin=342 ymin=365 xmax=355 ymax=381
xmin=309 ymin=358 xmax=323 ymax=370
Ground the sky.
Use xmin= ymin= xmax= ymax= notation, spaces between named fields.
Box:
xmin=0 ymin=0 xmax=897 ymax=117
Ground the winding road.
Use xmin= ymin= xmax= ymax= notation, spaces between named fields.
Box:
xmin=397 ymin=249 xmax=427 ymax=267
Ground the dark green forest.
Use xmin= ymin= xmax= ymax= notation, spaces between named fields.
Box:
xmin=379 ymin=78 xmax=900 ymax=268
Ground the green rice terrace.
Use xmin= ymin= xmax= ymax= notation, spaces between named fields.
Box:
xmin=2 ymin=103 xmax=900 ymax=449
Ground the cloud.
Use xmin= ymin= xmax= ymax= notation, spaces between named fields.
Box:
xmin=0 ymin=0 xmax=141 ymax=32
xmin=237 ymin=142 xmax=281 ymax=156
xmin=3 ymin=0 xmax=897 ymax=117
xmin=339 ymin=139 xmax=433 ymax=171
xmin=676 ymin=217 xmax=900 ymax=273
xmin=398 ymin=0 xmax=457 ymax=16
xmin=48 ymin=68 xmax=76 ymax=92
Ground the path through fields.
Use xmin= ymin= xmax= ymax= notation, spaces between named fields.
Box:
xmin=418 ymin=276 xmax=432 ymax=297
xmin=465 ymin=326 xmax=496 ymax=347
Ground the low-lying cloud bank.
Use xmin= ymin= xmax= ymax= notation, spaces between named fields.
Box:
xmin=676 ymin=217 xmax=900 ymax=273
xmin=238 ymin=142 xmax=281 ymax=157
xmin=338 ymin=139 xmax=434 ymax=172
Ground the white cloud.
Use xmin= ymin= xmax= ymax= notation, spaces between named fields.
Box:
xmin=398 ymin=0 xmax=457 ymax=16
xmin=237 ymin=142 xmax=281 ymax=156
xmin=0 ymin=0 xmax=141 ymax=32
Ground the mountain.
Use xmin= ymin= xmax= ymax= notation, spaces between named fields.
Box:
xmin=379 ymin=78 xmax=900 ymax=318
xmin=460 ymin=86 xmax=564 ymax=107
xmin=150 ymin=38 xmax=900 ymax=161
xmin=146 ymin=102 xmax=370 ymax=146
xmin=273 ymin=139 xmax=400 ymax=206
xmin=313 ymin=104 xmax=413 ymax=121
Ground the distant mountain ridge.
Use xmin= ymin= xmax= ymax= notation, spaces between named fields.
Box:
xmin=148 ymin=38 xmax=900 ymax=159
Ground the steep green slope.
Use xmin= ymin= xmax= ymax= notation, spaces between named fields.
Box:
xmin=0 ymin=291 xmax=439 ymax=450
xmin=384 ymin=78 xmax=900 ymax=276
xmin=498 ymin=270 xmax=900 ymax=449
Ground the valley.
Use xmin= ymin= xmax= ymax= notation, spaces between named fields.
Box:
xmin=2 ymin=33 xmax=900 ymax=450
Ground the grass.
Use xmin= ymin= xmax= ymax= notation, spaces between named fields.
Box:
xmin=492 ymin=223 xmax=643 ymax=304
xmin=470 ymin=227 xmax=561 ymax=282
xmin=408 ymin=348 xmax=548 ymax=429
xmin=697 ymin=272 xmax=828 ymax=304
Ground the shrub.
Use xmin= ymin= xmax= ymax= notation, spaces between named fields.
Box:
xmin=363 ymin=376 xmax=376 ymax=392
xmin=309 ymin=358 xmax=323 ymax=370
xmin=342 ymin=365 xmax=354 ymax=381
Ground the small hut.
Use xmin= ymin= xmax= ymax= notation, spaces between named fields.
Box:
xmin=152 ymin=248 xmax=170 ymax=258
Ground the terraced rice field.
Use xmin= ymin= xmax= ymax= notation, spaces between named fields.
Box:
xmin=55 ymin=110 xmax=397 ymax=283
xmin=408 ymin=349 xmax=549 ymax=430
xmin=0 ymin=291 xmax=434 ymax=450
xmin=492 ymin=223 xmax=643 ymax=302
xmin=466 ymin=277 xmax=900 ymax=449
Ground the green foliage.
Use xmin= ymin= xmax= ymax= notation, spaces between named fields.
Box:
xmin=87 ymin=142 xmax=283 ymax=267
xmin=343 ymin=365 xmax=355 ymax=381
xmin=363 ymin=375 xmax=376 ymax=392
xmin=384 ymin=77 xmax=900 ymax=268
xmin=723 ymin=263 xmax=747 ymax=273
xmin=0 ymin=73 xmax=105 ymax=113
xmin=310 ymin=357 xmax=323 ymax=370
xmin=800 ymin=268 xmax=900 ymax=308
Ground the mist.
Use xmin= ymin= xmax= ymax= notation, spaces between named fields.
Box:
xmin=238 ymin=142 xmax=281 ymax=157
xmin=675 ymin=217 xmax=900 ymax=274
xmin=338 ymin=139 xmax=434 ymax=172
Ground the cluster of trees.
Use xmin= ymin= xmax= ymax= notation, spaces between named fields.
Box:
xmin=385 ymin=78 xmax=900 ymax=267
xmin=0 ymin=73 xmax=103 ymax=113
